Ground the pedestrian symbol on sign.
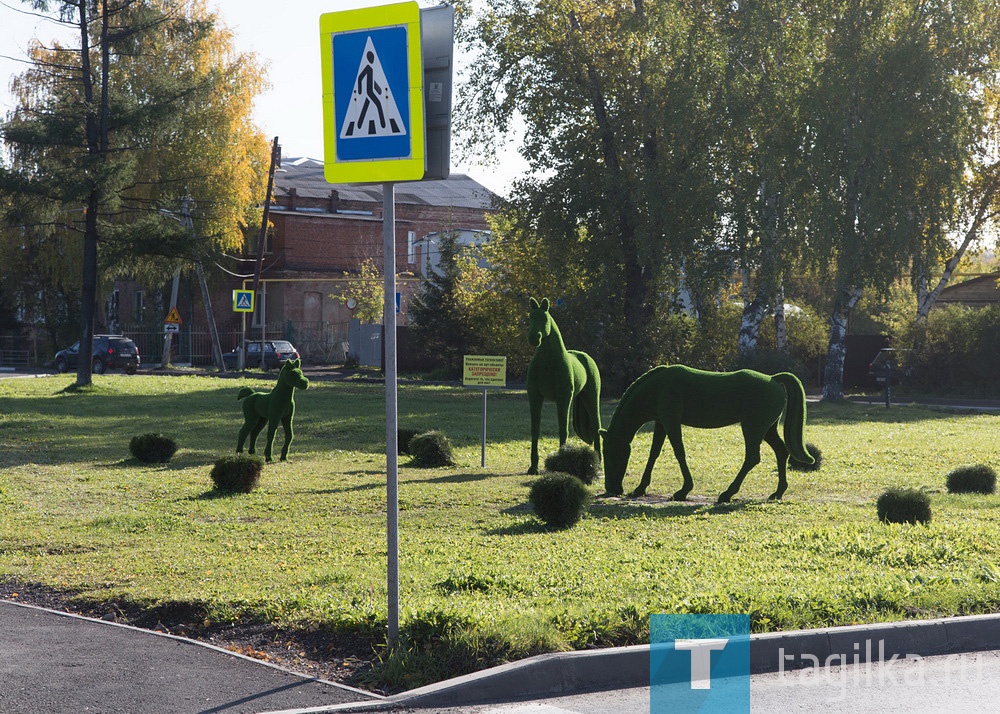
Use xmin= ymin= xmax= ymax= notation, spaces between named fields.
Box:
xmin=341 ymin=37 xmax=406 ymax=139
xmin=236 ymin=293 xmax=252 ymax=309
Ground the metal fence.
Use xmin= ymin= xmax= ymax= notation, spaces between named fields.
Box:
xmin=118 ymin=321 xmax=350 ymax=367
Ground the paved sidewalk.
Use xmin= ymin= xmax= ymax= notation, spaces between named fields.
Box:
xmin=0 ymin=600 xmax=381 ymax=714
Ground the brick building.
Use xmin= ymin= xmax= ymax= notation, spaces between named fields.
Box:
xmin=110 ymin=156 xmax=497 ymax=365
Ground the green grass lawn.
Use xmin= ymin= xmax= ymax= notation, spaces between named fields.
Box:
xmin=2 ymin=374 xmax=1000 ymax=689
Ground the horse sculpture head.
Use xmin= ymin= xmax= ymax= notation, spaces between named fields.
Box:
xmin=599 ymin=427 xmax=629 ymax=496
xmin=527 ymin=297 xmax=553 ymax=348
xmin=278 ymin=358 xmax=310 ymax=392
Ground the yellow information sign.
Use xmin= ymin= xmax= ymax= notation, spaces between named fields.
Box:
xmin=164 ymin=306 xmax=182 ymax=324
xmin=319 ymin=2 xmax=425 ymax=183
xmin=463 ymin=355 xmax=506 ymax=388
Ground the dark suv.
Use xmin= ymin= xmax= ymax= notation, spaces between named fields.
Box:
xmin=54 ymin=335 xmax=140 ymax=375
xmin=222 ymin=340 xmax=300 ymax=370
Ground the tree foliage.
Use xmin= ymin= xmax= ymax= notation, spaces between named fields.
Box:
xmin=459 ymin=0 xmax=1000 ymax=396
xmin=408 ymin=233 xmax=482 ymax=376
xmin=0 ymin=0 xmax=268 ymax=380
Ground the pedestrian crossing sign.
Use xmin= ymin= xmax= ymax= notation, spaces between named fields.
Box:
xmin=233 ymin=290 xmax=255 ymax=313
xmin=320 ymin=2 xmax=425 ymax=183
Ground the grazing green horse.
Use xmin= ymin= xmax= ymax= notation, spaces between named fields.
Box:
xmin=236 ymin=358 xmax=310 ymax=462
xmin=600 ymin=365 xmax=813 ymax=503
xmin=526 ymin=297 xmax=602 ymax=474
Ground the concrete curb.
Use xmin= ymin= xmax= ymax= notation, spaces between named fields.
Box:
xmin=263 ymin=612 xmax=1000 ymax=712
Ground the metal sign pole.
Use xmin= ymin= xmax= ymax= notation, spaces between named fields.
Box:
xmin=383 ymin=183 xmax=399 ymax=645
xmin=481 ymin=389 xmax=488 ymax=467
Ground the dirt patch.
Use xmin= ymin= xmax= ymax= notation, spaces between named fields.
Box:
xmin=0 ymin=579 xmax=382 ymax=692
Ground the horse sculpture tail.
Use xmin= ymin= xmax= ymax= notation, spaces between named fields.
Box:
xmin=237 ymin=387 xmax=254 ymax=401
xmin=771 ymin=372 xmax=814 ymax=465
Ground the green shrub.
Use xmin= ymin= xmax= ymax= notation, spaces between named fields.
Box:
xmin=876 ymin=487 xmax=931 ymax=525
xmin=397 ymin=428 xmax=421 ymax=455
xmin=529 ymin=473 xmax=591 ymax=529
xmin=945 ymin=464 xmax=997 ymax=495
xmin=544 ymin=443 xmax=600 ymax=485
xmin=789 ymin=442 xmax=823 ymax=472
xmin=128 ymin=433 xmax=178 ymax=463
xmin=408 ymin=431 xmax=456 ymax=467
xmin=210 ymin=454 xmax=264 ymax=493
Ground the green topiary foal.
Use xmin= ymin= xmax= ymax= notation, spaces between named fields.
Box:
xmin=526 ymin=297 xmax=602 ymax=474
xmin=600 ymin=365 xmax=813 ymax=503
xmin=236 ymin=358 xmax=310 ymax=463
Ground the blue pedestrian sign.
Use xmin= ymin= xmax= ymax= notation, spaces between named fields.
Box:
xmin=320 ymin=2 xmax=425 ymax=183
xmin=232 ymin=289 xmax=255 ymax=313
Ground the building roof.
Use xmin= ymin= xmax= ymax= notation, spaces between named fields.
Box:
xmin=274 ymin=157 xmax=499 ymax=210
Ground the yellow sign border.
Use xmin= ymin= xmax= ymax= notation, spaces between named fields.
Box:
xmin=232 ymin=290 xmax=255 ymax=313
xmin=320 ymin=1 xmax=425 ymax=183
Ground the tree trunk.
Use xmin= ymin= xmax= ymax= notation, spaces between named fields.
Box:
xmin=915 ymin=174 xmax=998 ymax=322
xmin=75 ymin=0 xmax=98 ymax=387
xmin=738 ymin=268 xmax=767 ymax=358
xmin=821 ymin=284 xmax=863 ymax=400
xmin=774 ymin=284 xmax=789 ymax=353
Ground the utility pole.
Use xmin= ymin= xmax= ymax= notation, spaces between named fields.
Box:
xmin=179 ymin=196 xmax=226 ymax=372
xmin=246 ymin=137 xmax=280 ymax=368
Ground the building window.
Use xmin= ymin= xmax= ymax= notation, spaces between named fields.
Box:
xmin=407 ymin=231 xmax=416 ymax=264
xmin=134 ymin=290 xmax=145 ymax=322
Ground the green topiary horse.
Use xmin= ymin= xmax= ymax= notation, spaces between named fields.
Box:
xmin=236 ymin=358 xmax=310 ymax=463
xmin=526 ymin=297 xmax=602 ymax=474
xmin=600 ymin=365 xmax=813 ymax=503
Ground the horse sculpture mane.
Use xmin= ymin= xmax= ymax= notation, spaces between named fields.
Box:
xmin=236 ymin=358 xmax=310 ymax=463
xmin=526 ymin=297 xmax=602 ymax=474
xmin=600 ymin=365 xmax=813 ymax=502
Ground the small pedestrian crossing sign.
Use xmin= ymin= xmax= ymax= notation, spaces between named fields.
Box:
xmin=232 ymin=290 xmax=255 ymax=313
xmin=320 ymin=2 xmax=425 ymax=183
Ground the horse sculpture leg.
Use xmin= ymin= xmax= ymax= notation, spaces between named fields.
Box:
xmin=763 ymin=425 xmax=790 ymax=500
xmin=556 ymin=394 xmax=573 ymax=447
xmin=248 ymin=417 xmax=266 ymax=456
xmin=237 ymin=418 xmax=254 ymax=453
xmin=278 ymin=406 xmax=295 ymax=461
xmin=717 ymin=421 xmax=773 ymax=503
xmin=631 ymin=421 xmax=666 ymax=498
xmin=262 ymin=417 xmax=280 ymax=463
xmin=528 ymin=390 xmax=544 ymax=474
xmin=665 ymin=423 xmax=696 ymax=501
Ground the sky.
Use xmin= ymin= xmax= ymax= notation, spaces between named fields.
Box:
xmin=0 ymin=0 xmax=527 ymax=196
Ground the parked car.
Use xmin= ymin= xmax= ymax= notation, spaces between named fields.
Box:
xmin=222 ymin=340 xmax=300 ymax=370
xmin=54 ymin=335 xmax=140 ymax=375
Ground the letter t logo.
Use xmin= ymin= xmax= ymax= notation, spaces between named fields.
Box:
xmin=675 ymin=638 xmax=730 ymax=689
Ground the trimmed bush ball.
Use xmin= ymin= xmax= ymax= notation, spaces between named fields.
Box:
xmin=789 ymin=442 xmax=823 ymax=472
xmin=397 ymin=428 xmax=421 ymax=455
xmin=210 ymin=454 xmax=264 ymax=493
xmin=408 ymin=430 xmax=455 ymax=467
xmin=129 ymin=433 xmax=178 ymax=463
xmin=529 ymin=473 xmax=591 ymax=529
xmin=877 ymin=487 xmax=931 ymax=525
xmin=544 ymin=443 xmax=601 ymax=485
xmin=945 ymin=464 xmax=997 ymax=495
